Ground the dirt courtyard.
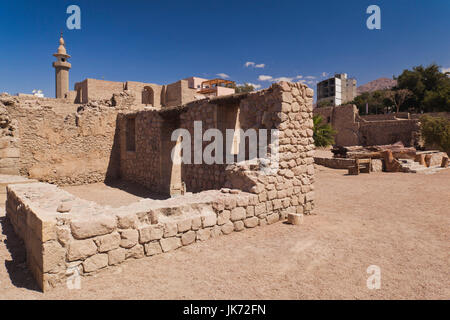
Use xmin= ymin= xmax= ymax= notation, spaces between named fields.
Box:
xmin=0 ymin=167 xmax=449 ymax=299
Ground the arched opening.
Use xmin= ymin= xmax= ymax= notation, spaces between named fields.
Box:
xmin=142 ymin=86 xmax=154 ymax=106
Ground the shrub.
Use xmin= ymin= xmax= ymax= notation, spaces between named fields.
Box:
xmin=313 ymin=115 xmax=337 ymax=147
xmin=420 ymin=115 xmax=450 ymax=154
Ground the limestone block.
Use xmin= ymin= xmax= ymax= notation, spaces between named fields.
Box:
xmin=56 ymin=225 xmax=72 ymax=247
xmin=144 ymin=241 xmax=163 ymax=256
xmin=126 ymin=244 xmax=145 ymax=259
xmin=177 ymin=218 xmax=192 ymax=233
xmin=160 ymin=237 xmax=182 ymax=252
xmin=246 ymin=206 xmax=255 ymax=217
xmin=217 ymin=210 xmax=230 ymax=225
xmin=267 ymin=213 xmax=280 ymax=225
xmin=244 ymin=217 xmax=258 ymax=228
xmin=116 ymin=212 xmax=139 ymax=229
xmin=234 ymin=220 xmax=245 ymax=231
xmin=201 ymin=213 xmax=217 ymax=228
xmin=42 ymin=240 xmax=65 ymax=273
xmin=108 ymin=248 xmax=126 ymax=265
xmin=119 ymin=229 xmax=138 ymax=249
xmin=287 ymin=213 xmax=303 ymax=225
xmin=138 ymin=225 xmax=163 ymax=243
xmin=196 ymin=228 xmax=211 ymax=241
xmin=83 ymin=254 xmax=108 ymax=273
xmin=57 ymin=201 xmax=72 ymax=213
xmin=191 ymin=216 xmax=202 ymax=230
xmin=163 ymin=221 xmax=178 ymax=238
xmin=221 ymin=221 xmax=234 ymax=235
xmin=230 ymin=207 xmax=246 ymax=221
xmin=255 ymin=203 xmax=266 ymax=216
xmin=67 ymin=239 xmax=97 ymax=261
xmin=70 ymin=215 xmax=116 ymax=240
xmin=95 ymin=232 xmax=121 ymax=252
xmin=224 ymin=197 xmax=237 ymax=210
xmin=181 ymin=231 xmax=196 ymax=246
xmin=210 ymin=225 xmax=222 ymax=238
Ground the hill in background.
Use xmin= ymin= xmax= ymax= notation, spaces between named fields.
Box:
xmin=357 ymin=78 xmax=397 ymax=94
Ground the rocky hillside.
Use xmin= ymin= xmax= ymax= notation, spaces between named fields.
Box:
xmin=357 ymin=78 xmax=397 ymax=94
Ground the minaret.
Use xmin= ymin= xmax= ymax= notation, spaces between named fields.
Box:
xmin=52 ymin=33 xmax=71 ymax=98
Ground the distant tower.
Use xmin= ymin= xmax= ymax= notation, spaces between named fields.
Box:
xmin=52 ymin=33 xmax=71 ymax=98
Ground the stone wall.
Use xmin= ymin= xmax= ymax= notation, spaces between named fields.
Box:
xmin=119 ymin=82 xmax=316 ymax=208
xmin=0 ymin=96 xmax=20 ymax=174
xmin=5 ymin=81 xmax=315 ymax=291
xmin=359 ymin=120 xmax=420 ymax=146
xmin=0 ymin=94 xmax=126 ymax=184
xmin=314 ymin=105 xmax=420 ymax=147
xmin=74 ymin=79 xmax=125 ymax=104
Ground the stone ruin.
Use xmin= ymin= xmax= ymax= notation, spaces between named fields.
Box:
xmin=1 ymin=81 xmax=316 ymax=291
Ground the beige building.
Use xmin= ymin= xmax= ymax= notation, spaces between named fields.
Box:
xmin=317 ymin=73 xmax=356 ymax=106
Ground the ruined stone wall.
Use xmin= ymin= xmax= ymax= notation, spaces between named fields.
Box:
xmin=118 ymin=110 xmax=164 ymax=193
xmin=119 ymin=82 xmax=315 ymax=215
xmin=314 ymin=105 xmax=420 ymax=147
xmin=359 ymin=120 xmax=420 ymax=147
xmin=5 ymin=83 xmax=316 ymax=292
xmin=0 ymin=95 xmax=124 ymax=184
xmin=74 ymin=79 xmax=124 ymax=104
xmin=0 ymin=96 xmax=20 ymax=175
xmin=124 ymin=81 xmax=163 ymax=107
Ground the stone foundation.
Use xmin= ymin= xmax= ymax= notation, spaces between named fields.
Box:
xmin=7 ymin=180 xmax=299 ymax=291
xmin=5 ymin=81 xmax=316 ymax=291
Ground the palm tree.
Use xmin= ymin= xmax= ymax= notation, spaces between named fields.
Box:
xmin=313 ymin=115 xmax=337 ymax=147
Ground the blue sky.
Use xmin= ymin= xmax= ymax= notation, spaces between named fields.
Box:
xmin=0 ymin=0 xmax=449 ymax=99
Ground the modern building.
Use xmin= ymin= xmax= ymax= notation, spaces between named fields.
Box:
xmin=317 ymin=73 xmax=356 ymax=106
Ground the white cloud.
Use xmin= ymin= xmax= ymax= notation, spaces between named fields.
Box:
xmin=258 ymin=75 xmax=273 ymax=81
xmin=321 ymin=72 xmax=329 ymax=77
xmin=216 ymin=73 xmax=230 ymax=79
xmin=441 ymin=67 xmax=450 ymax=74
xmin=258 ymin=75 xmax=295 ymax=82
xmin=305 ymin=76 xmax=316 ymax=79
xmin=295 ymin=75 xmax=303 ymax=79
xmin=245 ymin=61 xmax=265 ymax=68
xmin=247 ymin=82 xmax=262 ymax=89
xmin=274 ymin=76 xmax=294 ymax=82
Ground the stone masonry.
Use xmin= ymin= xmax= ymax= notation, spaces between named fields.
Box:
xmin=5 ymin=81 xmax=316 ymax=291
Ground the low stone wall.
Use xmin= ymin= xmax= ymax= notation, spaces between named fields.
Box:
xmin=314 ymin=157 xmax=355 ymax=169
xmin=7 ymin=180 xmax=295 ymax=291
xmin=314 ymin=157 xmax=383 ymax=172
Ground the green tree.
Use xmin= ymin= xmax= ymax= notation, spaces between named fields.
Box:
xmin=313 ymin=115 xmax=337 ymax=147
xmin=396 ymin=63 xmax=450 ymax=112
xmin=383 ymin=89 xmax=413 ymax=113
xmin=347 ymin=90 xmax=390 ymax=114
xmin=420 ymin=115 xmax=450 ymax=154
xmin=233 ymin=83 xmax=255 ymax=93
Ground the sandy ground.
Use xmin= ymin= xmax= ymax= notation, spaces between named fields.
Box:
xmin=0 ymin=167 xmax=449 ymax=299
